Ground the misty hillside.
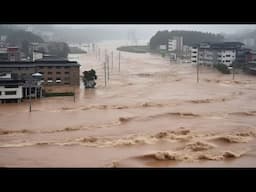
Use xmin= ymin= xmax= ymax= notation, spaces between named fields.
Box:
xmin=0 ymin=25 xmax=70 ymax=58
xmin=0 ymin=25 xmax=44 ymax=46
xmin=7 ymin=25 xmax=156 ymax=43
xmin=224 ymin=29 xmax=256 ymax=48
xmin=149 ymin=30 xmax=224 ymax=49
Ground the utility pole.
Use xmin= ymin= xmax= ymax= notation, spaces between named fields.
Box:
xmin=197 ymin=61 xmax=199 ymax=83
xmin=107 ymin=55 xmax=110 ymax=81
xmin=118 ymin=51 xmax=121 ymax=72
xmin=95 ymin=45 xmax=97 ymax=59
xmin=99 ymin=48 xmax=101 ymax=61
xmin=105 ymin=49 xmax=107 ymax=64
xmin=73 ymin=71 xmax=75 ymax=103
xmin=232 ymin=62 xmax=235 ymax=80
xmin=73 ymin=85 xmax=75 ymax=102
xmin=104 ymin=61 xmax=107 ymax=87
xmin=111 ymin=51 xmax=114 ymax=71
xmin=29 ymin=83 xmax=31 ymax=112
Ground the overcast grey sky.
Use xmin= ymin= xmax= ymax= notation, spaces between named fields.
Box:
xmin=55 ymin=24 xmax=256 ymax=34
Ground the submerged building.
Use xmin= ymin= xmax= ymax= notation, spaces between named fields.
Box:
xmin=0 ymin=78 xmax=24 ymax=103
xmin=191 ymin=42 xmax=245 ymax=67
xmin=0 ymin=59 xmax=80 ymax=86
xmin=0 ymin=72 xmax=43 ymax=103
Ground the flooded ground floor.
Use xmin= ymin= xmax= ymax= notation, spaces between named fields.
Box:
xmin=1 ymin=41 xmax=256 ymax=167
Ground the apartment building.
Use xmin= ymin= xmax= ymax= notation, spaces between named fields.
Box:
xmin=191 ymin=46 xmax=198 ymax=64
xmin=191 ymin=42 xmax=244 ymax=67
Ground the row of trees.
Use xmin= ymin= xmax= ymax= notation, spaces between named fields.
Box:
xmin=149 ymin=30 xmax=224 ymax=50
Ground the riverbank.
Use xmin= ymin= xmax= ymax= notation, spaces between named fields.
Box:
xmin=117 ymin=45 xmax=149 ymax=53
xmin=69 ymin=46 xmax=87 ymax=54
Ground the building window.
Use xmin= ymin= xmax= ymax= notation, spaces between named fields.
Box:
xmin=48 ymin=72 xmax=52 ymax=75
xmin=5 ymin=91 xmax=17 ymax=95
xmin=56 ymin=72 xmax=61 ymax=75
xmin=56 ymin=78 xmax=61 ymax=83
xmin=64 ymin=82 xmax=70 ymax=85
xmin=226 ymin=55 xmax=231 ymax=57
xmin=4 ymin=85 xmax=19 ymax=88
xmin=39 ymin=66 xmax=44 ymax=69
xmin=47 ymin=78 xmax=53 ymax=83
xmin=48 ymin=66 xmax=52 ymax=69
xmin=56 ymin=66 xmax=62 ymax=69
xmin=0 ymin=91 xmax=1 ymax=95
xmin=64 ymin=66 xmax=70 ymax=69
xmin=64 ymin=71 xmax=69 ymax=75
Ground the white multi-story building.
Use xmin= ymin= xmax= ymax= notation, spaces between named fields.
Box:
xmin=168 ymin=36 xmax=183 ymax=57
xmin=191 ymin=42 xmax=244 ymax=67
xmin=191 ymin=46 xmax=198 ymax=64
xmin=217 ymin=50 xmax=236 ymax=66
xmin=0 ymin=73 xmax=23 ymax=103
xmin=173 ymin=36 xmax=183 ymax=55
xmin=183 ymin=45 xmax=191 ymax=58
xmin=0 ymin=82 xmax=23 ymax=102
xmin=32 ymin=51 xmax=43 ymax=61
xmin=168 ymin=39 xmax=177 ymax=52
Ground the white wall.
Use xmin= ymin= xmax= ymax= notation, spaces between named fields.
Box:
xmin=33 ymin=52 xmax=43 ymax=61
xmin=159 ymin=45 xmax=167 ymax=50
xmin=0 ymin=86 xmax=23 ymax=99
xmin=0 ymin=73 xmax=11 ymax=79
xmin=191 ymin=47 xmax=198 ymax=63
xmin=173 ymin=36 xmax=183 ymax=53
xmin=217 ymin=50 xmax=236 ymax=66
xmin=168 ymin=39 xmax=177 ymax=51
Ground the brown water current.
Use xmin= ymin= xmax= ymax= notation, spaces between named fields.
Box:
xmin=1 ymin=40 xmax=256 ymax=167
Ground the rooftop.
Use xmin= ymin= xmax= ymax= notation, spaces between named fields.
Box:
xmin=0 ymin=79 xmax=25 ymax=86
xmin=194 ymin=42 xmax=245 ymax=49
xmin=0 ymin=60 xmax=80 ymax=68
xmin=210 ymin=42 xmax=244 ymax=49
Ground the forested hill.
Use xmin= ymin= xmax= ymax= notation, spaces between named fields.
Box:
xmin=0 ymin=25 xmax=44 ymax=46
xmin=149 ymin=30 xmax=224 ymax=49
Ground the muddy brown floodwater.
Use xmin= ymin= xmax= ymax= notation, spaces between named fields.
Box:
xmin=1 ymin=40 xmax=256 ymax=167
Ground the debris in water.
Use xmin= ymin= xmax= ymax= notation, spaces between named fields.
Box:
xmin=185 ymin=141 xmax=216 ymax=151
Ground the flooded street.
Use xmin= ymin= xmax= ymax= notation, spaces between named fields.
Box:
xmin=1 ymin=40 xmax=256 ymax=167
